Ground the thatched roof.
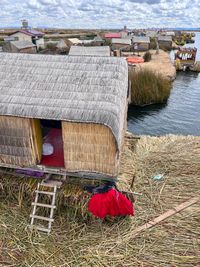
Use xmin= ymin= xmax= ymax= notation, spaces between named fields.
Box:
xmin=158 ymin=35 xmax=172 ymax=42
xmin=132 ymin=36 xmax=150 ymax=43
xmin=0 ymin=53 xmax=128 ymax=150
xmin=112 ymin=38 xmax=131 ymax=45
xmin=67 ymin=38 xmax=82 ymax=45
xmin=69 ymin=46 xmax=110 ymax=57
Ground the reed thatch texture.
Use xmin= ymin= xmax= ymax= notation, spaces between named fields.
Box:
xmin=0 ymin=53 xmax=128 ymax=151
xmin=69 ymin=46 xmax=110 ymax=57
xmin=62 ymin=122 xmax=118 ymax=176
xmin=0 ymin=116 xmax=38 ymax=166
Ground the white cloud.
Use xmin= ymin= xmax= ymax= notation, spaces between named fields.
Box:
xmin=0 ymin=0 xmax=199 ymax=28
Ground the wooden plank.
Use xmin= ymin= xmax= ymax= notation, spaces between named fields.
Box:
xmin=30 ymin=215 xmax=54 ymax=222
xmin=131 ymin=196 xmax=200 ymax=237
xmin=35 ymin=190 xmax=55 ymax=196
xmin=32 ymin=202 xmax=56 ymax=209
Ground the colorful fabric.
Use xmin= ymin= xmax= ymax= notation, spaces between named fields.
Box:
xmin=88 ymin=188 xmax=134 ymax=218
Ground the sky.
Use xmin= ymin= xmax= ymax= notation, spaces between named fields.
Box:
xmin=0 ymin=0 xmax=200 ymax=29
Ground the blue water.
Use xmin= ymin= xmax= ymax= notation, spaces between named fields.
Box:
xmin=128 ymin=32 xmax=200 ymax=136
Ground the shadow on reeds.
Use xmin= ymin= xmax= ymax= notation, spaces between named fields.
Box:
xmin=129 ymin=68 xmax=172 ymax=106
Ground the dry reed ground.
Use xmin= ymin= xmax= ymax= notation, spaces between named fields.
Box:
xmin=134 ymin=50 xmax=176 ymax=81
xmin=0 ymin=134 xmax=200 ymax=267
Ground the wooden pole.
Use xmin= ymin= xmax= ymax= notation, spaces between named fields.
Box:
xmin=131 ymin=196 xmax=200 ymax=237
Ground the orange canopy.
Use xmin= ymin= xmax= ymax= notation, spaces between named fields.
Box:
xmin=126 ymin=57 xmax=144 ymax=64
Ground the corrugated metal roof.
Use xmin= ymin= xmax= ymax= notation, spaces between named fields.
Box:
xmin=104 ymin=33 xmax=121 ymax=38
xmin=112 ymin=38 xmax=131 ymax=45
xmin=132 ymin=36 xmax=150 ymax=43
xmin=10 ymin=29 xmax=45 ymax=37
xmin=28 ymin=29 xmax=45 ymax=36
xmin=11 ymin=41 xmax=36 ymax=49
xmin=69 ymin=46 xmax=110 ymax=57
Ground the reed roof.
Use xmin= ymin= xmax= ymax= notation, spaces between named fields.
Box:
xmin=69 ymin=46 xmax=110 ymax=57
xmin=132 ymin=36 xmax=150 ymax=43
xmin=112 ymin=38 xmax=131 ymax=45
xmin=0 ymin=53 xmax=128 ymax=149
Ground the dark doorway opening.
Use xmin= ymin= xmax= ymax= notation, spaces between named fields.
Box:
xmin=40 ymin=119 xmax=65 ymax=168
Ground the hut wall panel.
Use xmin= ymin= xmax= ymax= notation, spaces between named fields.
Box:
xmin=62 ymin=122 xmax=118 ymax=176
xmin=0 ymin=116 xmax=37 ymax=167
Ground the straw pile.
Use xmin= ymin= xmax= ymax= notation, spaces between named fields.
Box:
xmin=0 ymin=134 xmax=200 ymax=266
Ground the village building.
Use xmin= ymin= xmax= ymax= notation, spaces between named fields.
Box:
xmin=69 ymin=46 xmax=110 ymax=57
xmin=81 ymin=39 xmax=94 ymax=46
xmin=2 ymin=40 xmax=37 ymax=53
xmin=145 ymin=30 xmax=158 ymax=38
xmin=111 ymin=38 xmax=132 ymax=51
xmin=120 ymin=30 xmax=128 ymax=38
xmin=132 ymin=36 xmax=150 ymax=51
xmin=56 ymin=39 xmax=69 ymax=53
xmin=92 ymin=36 xmax=105 ymax=46
xmin=158 ymin=35 xmax=172 ymax=50
xmin=66 ymin=38 xmax=82 ymax=47
xmin=0 ymin=53 xmax=128 ymax=179
xmin=9 ymin=29 xmax=45 ymax=49
xmin=165 ymin=31 xmax=175 ymax=37
xmin=104 ymin=33 xmax=121 ymax=39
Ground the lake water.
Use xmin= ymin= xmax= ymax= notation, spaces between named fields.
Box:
xmin=128 ymin=32 xmax=200 ymax=136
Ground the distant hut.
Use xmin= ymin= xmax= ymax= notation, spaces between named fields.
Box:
xmin=145 ymin=30 xmax=158 ymax=38
xmin=56 ymin=39 xmax=69 ymax=53
xmin=111 ymin=38 xmax=132 ymax=51
xmin=66 ymin=38 xmax=82 ymax=47
xmin=92 ymin=36 xmax=104 ymax=46
xmin=132 ymin=36 xmax=150 ymax=51
xmin=0 ymin=53 xmax=128 ymax=179
xmin=2 ymin=40 xmax=37 ymax=53
xmin=69 ymin=46 xmax=111 ymax=57
xmin=158 ymin=35 xmax=172 ymax=50
xmin=9 ymin=29 xmax=45 ymax=49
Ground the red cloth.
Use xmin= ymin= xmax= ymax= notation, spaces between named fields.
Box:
xmin=88 ymin=189 xmax=134 ymax=218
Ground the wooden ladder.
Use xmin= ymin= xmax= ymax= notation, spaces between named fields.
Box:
xmin=30 ymin=180 xmax=62 ymax=234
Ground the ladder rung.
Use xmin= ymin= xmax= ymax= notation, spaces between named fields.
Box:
xmin=35 ymin=226 xmax=51 ymax=233
xmin=35 ymin=190 xmax=55 ymax=196
xmin=32 ymin=202 xmax=56 ymax=209
xmin=30 ymin=215 xmax=54 ymax=222
xmin=40 ymin=180 xmax=62 ymax=188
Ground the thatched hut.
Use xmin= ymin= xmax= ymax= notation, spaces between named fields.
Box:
xmin=0 ymin=53 xmax=128 ymax=179
xmin=69 ymin=46 xmax=111 ymax=57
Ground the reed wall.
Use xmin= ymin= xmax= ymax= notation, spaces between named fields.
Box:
xmin=62 ymin=122 xmax=118 ymax=176
xmin=0 ymin=116 xmax=39 ymax=167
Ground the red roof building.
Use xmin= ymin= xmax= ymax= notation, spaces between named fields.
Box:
xmin=104 ymin=33 xmax=121 ymax=39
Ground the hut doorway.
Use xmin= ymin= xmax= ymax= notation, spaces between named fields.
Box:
xmin=39 ymin=119 xmax=65 ymax=168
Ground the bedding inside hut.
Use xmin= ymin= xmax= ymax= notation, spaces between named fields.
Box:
xmin=40 ymin=128 xmax=65 ymax=168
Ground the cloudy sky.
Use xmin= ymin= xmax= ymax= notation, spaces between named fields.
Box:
xmin=0 ymin=0 xmax=199 ymax=29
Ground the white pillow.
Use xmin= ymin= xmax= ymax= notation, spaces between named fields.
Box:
xmin=42 ymin=143 xmax=54 ymax=155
